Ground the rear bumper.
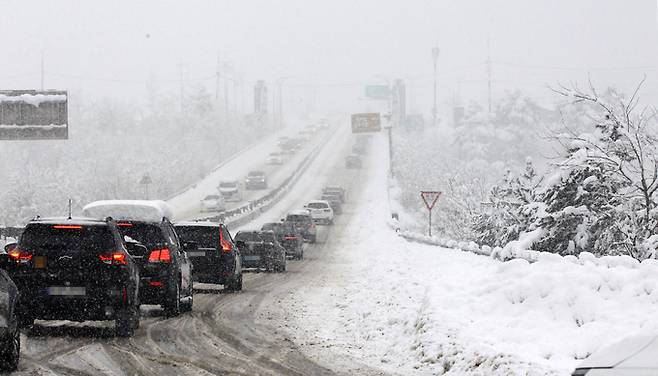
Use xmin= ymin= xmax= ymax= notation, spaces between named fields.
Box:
xmin=16 ymin=286 xmax=132 ymax=321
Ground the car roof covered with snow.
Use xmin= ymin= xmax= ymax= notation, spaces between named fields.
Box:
xmin=82 ymin=200 xmax=174 ymax=222
xmin=573 ymin=335 xmax=658 ymax=374
xmin=288 ymin=209 xmax=311 ymax=216
xmin=28 ymin=216 xmax=109 ymax=226
xmin=174 ymin=221 xmax=220 ymax=228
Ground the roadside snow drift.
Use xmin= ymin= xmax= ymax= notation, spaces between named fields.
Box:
xmin=277 ymin=133 xmax=658 ymax=375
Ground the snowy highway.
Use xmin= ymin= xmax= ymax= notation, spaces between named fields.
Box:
xmin=12 ymin=121 xmax=386 ymax=376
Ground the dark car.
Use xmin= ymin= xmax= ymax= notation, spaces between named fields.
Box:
xmin=345 ymin=154 xmax=362 ymax=169
xmin=173 ymin=222 xmax=243 ymax=291
xmin=261 ymin=222 xmax=303 ymax=259
xmin=234 ymin=231 xmax=286 ymax=272
xmin=0 ymin=256 xmax=20 ymax=370
xmin=3 ymin=217 xmax=140 ymax=337
xmin=322 ymin=186 xmax=346 ymax=203
xmin=245 ymin=170 xmax=268 ymax=190
xmin=83 ymin=200 xmax=194 ymax=317
xmin=285 ymin=210 xmax=317 ymax=243
xmin=276 ymin=222 xmax=304 ymax=260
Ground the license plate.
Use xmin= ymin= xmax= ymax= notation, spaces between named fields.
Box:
xmin=34 ymin=256 xmax=46 ymax=269
xmin=244 ymin=255 xmax=260 ymax=261
xmin=187 ymin=251 xmax=206 ymax=257
xmin=47 ymin=286 xmax=86 ymax=296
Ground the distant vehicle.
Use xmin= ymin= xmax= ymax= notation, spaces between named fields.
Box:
xmin=218 ymin=180 xmax=242 ymax=202
xmin=200 ymin=194 xmax=226 ymax=212
xmin=261 ymin=222 xmax=303 ymax=260
xmin=173 ymin=222 xmax=242 ymax=291
xmin=345 ymin=154 xmax=362 ymax=169
xmin=0 ymin=257 xmax=20 ymax=370
xmin=322 ymin=186 xmax=346 ymax=203
xmin=323 ymin=196 xmax=343 ymax=215
xmin=234 ymin=231 xmax=286 ymax=272
xmin=83 ymin=200 xmax=194 ymax=317
xmin=261 ymin=222 xmax=282 ymax=233
xmin=285 ymin=210 xmax=317 ymax=243
xmin=245 ymin=170 xmax=268 ymax=190
xmin=571 ymin=335 xmax=658 ymax=376
xmin=304 ymin=200 xmax=334 ymax=224
xmin=267 ymin=152 xmax=284 ymax=165
xmin=352 ymin=143 xmax=367 ymax=155
xmin=3 ymin=217 xmax=141 ymax=337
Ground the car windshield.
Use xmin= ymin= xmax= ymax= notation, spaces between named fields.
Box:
xmin=219 ymin=182 xmax=237 ymax=188
xmin=203 ymin=195 xmax=220 ymax=200
xmin=307 ymin=202 xmax=327 ymax=209
xmin=248 ymin=171 xmax=264 ymax=177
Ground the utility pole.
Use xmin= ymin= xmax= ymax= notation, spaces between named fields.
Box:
xmin=431 ymin=46 xmax=440 ymax=127
xmin=40 ymin=52 xmax=44 ymax=90
xmin=487 ymin=39 xmax=492 ymax=114
xmin=223 ymin=61 xmax=230 ymax=125
xmin=178 ymin=61 xmax=184 ymax=114
xmin=215 ymin=51 xmax=221 ymax=102
xmin=277 ymin=81 xmax=283 ymax=128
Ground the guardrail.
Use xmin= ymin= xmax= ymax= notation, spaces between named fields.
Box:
xmin=199 ymin=139 xmax=326 ymax=230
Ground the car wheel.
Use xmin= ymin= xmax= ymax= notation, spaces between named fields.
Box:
xmin=115 ymin=304 xmax=139 ymax=337
xmin=229 ymin=273 xmax=243 ymax=291
xmin=310 ymin=235 xmax=317 ymax=244
xmin=163 ymin=282 xmax=181 ymax=317
xmin=0 ymin=324 xmax=19 ymax=371
xmin=181 ymin=290 xmax=193 ymax=312
xmin=17 ymin=315 xmax=34 ymax=329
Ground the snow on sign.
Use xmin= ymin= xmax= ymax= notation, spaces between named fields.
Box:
xmin=0 ymin=90 xmax=68 ymax=140
xmin=351 ymin=113 xmax=381 ymax=133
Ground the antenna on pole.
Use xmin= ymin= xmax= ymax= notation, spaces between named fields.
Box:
xmin=486 ymin=38 xmax=492 ymax=115
xmin=40 ymin=51 xmax=45 ymax=90
xmin=68 ymin=198 xmax=72 ymax=219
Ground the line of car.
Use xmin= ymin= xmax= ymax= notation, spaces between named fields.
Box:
xmin=0 ymin=183 xmax=348 ymax=371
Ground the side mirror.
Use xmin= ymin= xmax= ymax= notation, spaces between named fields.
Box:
xmin=4 ymin=243 xmax=17 ymax=254
xmin=183 ymin=241 xmax=198 ymax=252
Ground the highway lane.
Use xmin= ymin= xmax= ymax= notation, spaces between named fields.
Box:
xmin=13 ymin=123 xmax=386 ymax=376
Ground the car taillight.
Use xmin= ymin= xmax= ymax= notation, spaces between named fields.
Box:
xmin=148 ymin=248 xmax=172 ymax=263
xmin=8 ymin=248 xmax=32 ymax=263
xmin=99 ymin=251 xmax=128 ymax=265
xmin=219 ymin=228 xmax=233 ymax=253
xmin=283 ymin=236 xmax=297 ymax=240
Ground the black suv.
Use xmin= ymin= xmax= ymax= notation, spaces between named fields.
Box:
xmin=82 ymin=200 xmax=194 ymax=317
xmin=174 ymin=222 xmax=243 ymax=291
xmin=115 ymin=219 xmax=194 ymax=316
xmin=3 ymin=217 xmax=140 ymax=337
xmin=234 ymin=231 xmax=286 ymax=272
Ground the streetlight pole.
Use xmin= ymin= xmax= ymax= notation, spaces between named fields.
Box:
xmin=432 ymin=47 xmax=440 ymax=127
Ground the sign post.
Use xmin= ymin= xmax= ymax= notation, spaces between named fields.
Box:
xmin=420 ymin=191 xmax=441 ymax=237
xmin=351 ymin=113 xmax=381 ymax=133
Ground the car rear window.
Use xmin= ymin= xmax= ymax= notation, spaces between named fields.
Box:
xmin=20 ymin=224 xmax=115 ymax=252
xmin=116 ymin=223 xmax=165 ymax=249
xmin=287 ymin=214 xmax=310 ymax=222
xmin=307 ymin=202 xmax=328 ymax=209
xmin=219 ymin=182 xmax=237 ymax=188
xmin=260 ymin=232 xmax=276 ymax=243
xmin=175 ymin=226 xmax=219 ymax=249
xmin=204 ymin=195 xmax=220 ymax=200
xmin=248 ymin=171 xmax=264 ymax=177
xmin=235 ymin=232 xmax=262 ymax=242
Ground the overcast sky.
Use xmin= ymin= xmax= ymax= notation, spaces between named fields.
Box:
xmin=1 ymin=0 xmax=656 ymax=114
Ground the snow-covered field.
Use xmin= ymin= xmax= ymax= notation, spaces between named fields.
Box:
xmin=277 ymin=133 xmax=658 ymax=375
